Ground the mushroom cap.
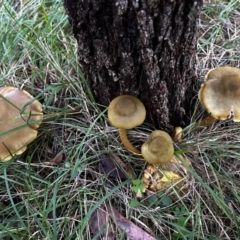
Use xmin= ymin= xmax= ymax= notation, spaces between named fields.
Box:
xmin=108 ymin=95 xmax=146 ymax=129
xmin=199 ymin=66 xmax=240 ymax=121
xmin=141 ymin=130 xmax=174 ymax=164
xmin=204 ymin=66 xmax=240 ymax=81
xmin=0 ymin=87 xmax=43 ymax=161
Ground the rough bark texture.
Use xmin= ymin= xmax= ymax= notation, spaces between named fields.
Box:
xmin=64 ymin=0 xmax=202 ymax=132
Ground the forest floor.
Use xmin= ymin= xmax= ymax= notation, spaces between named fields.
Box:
xmin=0 ymin=0 xmax=240 ymax=239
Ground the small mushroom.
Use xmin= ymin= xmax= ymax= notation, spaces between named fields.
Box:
xmin=198 ymin=66 xmax=240 ymax=127
xmin=108 ymin=95 xmax=146 ymax=154
xmin=141 ymin=130 xmax=174 ymax=164
xmin=172 ymin=126 xmax=183 ymax=142
xmin=0 ymin=86 xmax=43 ymax=161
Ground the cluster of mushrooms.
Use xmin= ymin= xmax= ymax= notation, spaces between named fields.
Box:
xmin=108 ymin=66 xmax=240 ymax=193
xmin=108 ymin=94 xmax=189 ymax=193
xmin=1 ymin=66 xmax=240 ymax=192
xmin=108 ymin=94 xmax=174 ymax=162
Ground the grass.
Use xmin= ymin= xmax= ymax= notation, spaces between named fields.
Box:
xmin=0 ymin=0 xmax=240 ymax=239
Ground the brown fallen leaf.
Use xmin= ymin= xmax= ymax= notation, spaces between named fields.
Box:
xmin=99 ymin=154 xmax=134 ymax=180
xmin=44 ymin=153 xmax=65 ymax=166
xmin=89 ymin=206 xmax=115 ymax=240
xmin=143 ymin=166 xmax=183 ymax=192
xmin=105 ymin=203 xmax=156 ymax=240
xmin=50 ymin=153 xmax=65 ymax=165
xmin=110 ymin=153 xmax=135 ymax=178
xmin=142 ymin=154 xmax=191 ymax=194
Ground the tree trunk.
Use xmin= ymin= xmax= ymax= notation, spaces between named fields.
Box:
xmin=64 ymin=0 xmax=202 ymax=132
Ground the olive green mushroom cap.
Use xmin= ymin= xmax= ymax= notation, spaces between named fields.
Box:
xmin=141 ymin=130 xmax=174 ymax=165
xmin=199 ymin=66 xmax=240 ymax=121
xmin=108 ymin=95 xmax=146 ymax=129
xmin=0 ymin=86 xmax=43 ymax=161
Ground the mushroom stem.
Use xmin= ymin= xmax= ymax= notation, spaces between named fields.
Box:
xmin=118 ymin=128 xmax=141 ymax=154
xmin=197 ymin=115 xmax=217 ymax=127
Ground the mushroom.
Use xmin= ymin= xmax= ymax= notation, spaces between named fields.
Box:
xmin=198 ymin=66 xmax=240 ymax=127
xmin=108 ymin=95 xmax=146 ymax=154
xmin=172 ymin=126 xmax=183 ymax=142
xmin=141 ymin=130 xmax=174 ymax=164
xmin=0 ymin=86 xmax=43 ymax=161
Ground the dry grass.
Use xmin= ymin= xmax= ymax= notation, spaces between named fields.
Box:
xmin=197 ymin=0 xmax=240 ymax=75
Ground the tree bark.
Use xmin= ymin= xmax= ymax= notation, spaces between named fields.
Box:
xmin=64 ymin=0 xmax=202 ymax=132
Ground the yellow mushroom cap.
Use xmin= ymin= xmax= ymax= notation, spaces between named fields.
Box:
xmin=204 ymin=66 xmax=240 ymax=81
xmin=108 ymin=95 xmax=146 ymax=129
xmin=0 ymin=87 xmax=43 ymax=161
xmin=199 ymin=66 xmax=240 ymax=121
xmin=141 ymin=130 xmax=174 ymax=164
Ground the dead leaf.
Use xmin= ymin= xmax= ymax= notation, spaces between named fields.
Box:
xmin=142 ymin=154 xmax=191 ymax=194
xmin=99 ymin=154 xmax=134 ymax=180
xmin=105 ymin=203 xmax=156 ymax=240
xmin=161 ymin=154 xmax=191 ymax=175
xmin=143 ymin=165 xmax=183 ymax=192
xmin=110 ymin=153 xmax=135 ymax=178
xmin=44 ymin=153 xmax=65 ymax=165
xmin=50 ymin=153 xmax=65 ymax=165
xmin=89 ymin=206 xmax=115 ymax=240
